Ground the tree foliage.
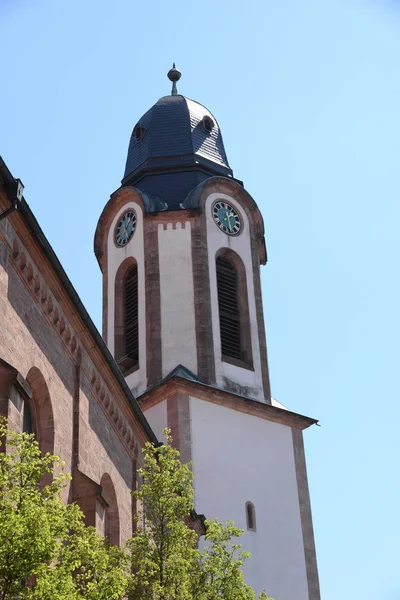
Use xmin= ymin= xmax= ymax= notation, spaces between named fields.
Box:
xmin=0 ymin=418 xmax=272 ymax=600
xmin=0 ymin=418 xmax=127 ymax=600
xmin=127 ymin=429 xmax=272 ymax=600
xmin=127 ymin=432 xmax=198 ymax=600
xmin=194 ymin=519 xmax=270 ymax=600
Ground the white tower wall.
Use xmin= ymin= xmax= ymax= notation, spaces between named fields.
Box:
xmin=190 ymin=397 xmax=308 ymax=600
xmin=142 ymin=394 xmax=311 ymax=600
xmin=158 ymin=221 xmax=197 ymax=377
xmin=205 ymin=192 xmax=265 ymax=401
xmin=106 ymin=201 xmax=147 ymax=396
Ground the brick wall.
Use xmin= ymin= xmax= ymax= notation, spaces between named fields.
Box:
xmin=0 ymin=184 xmax=150 ymax=544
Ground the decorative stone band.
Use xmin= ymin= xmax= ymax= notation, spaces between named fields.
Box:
xmin=10 ymin=237 xmax=80 ymax=359
xmin=8 ymin=233 xmax=140 ymax=459
xmin=90 ymin=369 xmax=138 ymax=458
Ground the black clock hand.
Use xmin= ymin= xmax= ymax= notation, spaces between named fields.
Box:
xmin=228 ymin=212 xmax=236 ymax=231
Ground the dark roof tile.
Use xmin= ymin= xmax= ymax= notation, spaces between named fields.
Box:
xmin=122 ymin=95 xmax=233 ymax=211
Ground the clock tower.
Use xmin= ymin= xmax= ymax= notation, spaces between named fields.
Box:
xmin=94 ymin=66 xmax=320 ymax=600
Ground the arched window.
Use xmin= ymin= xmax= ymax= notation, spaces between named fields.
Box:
xmin=216 ymin=250 xmax=253 ymax=368
xmin=124 ymin=264 xmax=139 ymax=363
xmin=25 ymin=367 xmax=54 ymax=457
xmin=216 ymin=257 xmax=241 ymax=359
xmin=115 ymin=259 xmax=139 ymax=373
xmin=24 ymin=368 xmax=54 ymax=488
xmin=100 ymin=474 xmax=120 ymax=546
xmin=246 ymin=501 xmax=256 ymax=531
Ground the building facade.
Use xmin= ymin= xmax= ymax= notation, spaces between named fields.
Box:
xmin=0 ymin=67 xmax=320 ymax=599
xmin=0 ymin=156 xmax=157 ymax=546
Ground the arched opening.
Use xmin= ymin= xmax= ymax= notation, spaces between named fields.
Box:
xmin=215 ymin=249 xmax=253 ymax=368
xmin=100 ymin=473 xmax=120 ymax=546
xmin=245 ymin=501 xmax=256 ymax=531
xmin=115 ymin=258 xmax=139 ymax=373
xmin=25 ymin=367 xmax=54 ymax=457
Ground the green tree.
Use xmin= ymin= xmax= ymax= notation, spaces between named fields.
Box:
xmin=126 ymin=432 xmax=198 ymax=600
xmin=127 ymin=429 xmax=272 ymax=600
xmin=192 ymin=519 xmax=272 ymax=600
xmin=0 ymin=419 xmax=273 ymax=600
xmin=0 ymin=418 xmax=127 ymax=600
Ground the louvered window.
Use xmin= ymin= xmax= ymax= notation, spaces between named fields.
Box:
xmin=216 ymin=257 xmax=241 ymax=360
xmin=124 ymin=265 xmax=138 ymax=363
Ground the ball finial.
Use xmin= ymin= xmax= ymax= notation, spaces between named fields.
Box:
xmin=167 ymin=63 xmax=181 ymax=95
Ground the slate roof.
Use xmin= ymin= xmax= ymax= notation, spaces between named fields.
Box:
xmin=122 ymin=95 xmax=234 ymax=211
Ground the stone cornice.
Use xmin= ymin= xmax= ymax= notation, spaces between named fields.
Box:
xmin=139 ymin=376 xmax=318 ymax=431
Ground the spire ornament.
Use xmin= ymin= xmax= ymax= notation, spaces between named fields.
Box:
xmin=167 ymin=63 xmax=181 ymax=96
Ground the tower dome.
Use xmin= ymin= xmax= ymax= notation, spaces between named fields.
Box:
xmin=122 ymin=90 xmax=234 ymax=210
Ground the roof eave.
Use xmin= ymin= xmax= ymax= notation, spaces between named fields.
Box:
xmin=139 ymin=371 xmax=318 ymax=431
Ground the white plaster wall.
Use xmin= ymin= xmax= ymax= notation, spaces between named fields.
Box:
xmin=158 ymin=222 xmax=197 ymax=377
xmin=190 ymin=397 xmax=308 ymax=600
xmin=205 ymin=193 xmax=264 ymax=401
xmin=142 ymin=400 xmax=168 ymax=442
xmin=106 ymin=203 xmax=147 ymax=396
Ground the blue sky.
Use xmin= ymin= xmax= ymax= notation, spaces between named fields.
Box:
xmin=1 ymin=0 xmax=399 ymax=598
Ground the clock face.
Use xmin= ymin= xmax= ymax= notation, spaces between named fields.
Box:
xmin=115 ymin=210 xmax=137 ymax=247
xmin=212 ymin=201 xmax=241 ymax=235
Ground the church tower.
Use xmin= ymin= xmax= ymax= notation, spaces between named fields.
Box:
xmin=95 ymin=66 xmax=320 ymax=600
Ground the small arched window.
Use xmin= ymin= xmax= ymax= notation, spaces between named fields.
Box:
xmin=25 ymin=367 xmax=54 ymax=457
xmin=246 ymin=501 xmax=256 ymax=531
xmin=115 ymin=259 xmax=139 ymax=373
xmin=25 ymin=368 xmax=55 ymax=487
xmin=216 ymin=251 xmax=253 ymax=368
